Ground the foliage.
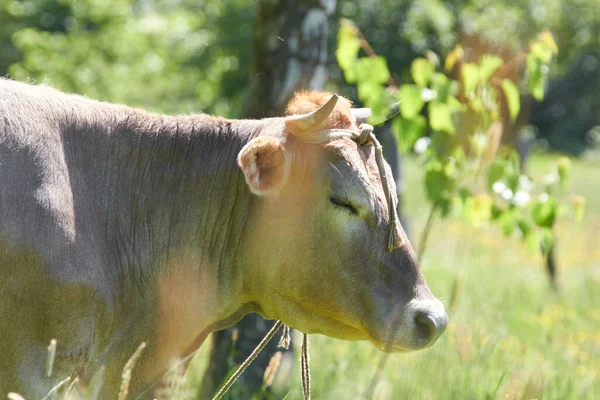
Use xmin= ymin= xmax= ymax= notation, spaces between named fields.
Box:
xmin=338 ymin=21 xmax=582 ymax=258
xmin=2 ymin=0 xmax=598 ymax=151
xmin=1 ymin=0 xmax=256 ymax=116
xmin=339 ymin=0 xmax=599 ymax=79
xmin=337 ymin=0 xmax=600 ymax=153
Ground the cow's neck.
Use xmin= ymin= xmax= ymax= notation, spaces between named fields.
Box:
xmin=64 ymin=109 xmax=263 ymax=385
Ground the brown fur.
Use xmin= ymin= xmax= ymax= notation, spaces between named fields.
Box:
xmin=285 ymin=90 xmax=356 ymax=131
xmin=0 ymin=79 xmax=446 ymax=397
xmin=237 ymin=136 xmax=288 ymax=195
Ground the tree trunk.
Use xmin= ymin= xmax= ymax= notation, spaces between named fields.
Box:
xmin=200 ymin=1 xmax=336 ymax=398
xmin=244 ymin=0 xmax=334 ymax=118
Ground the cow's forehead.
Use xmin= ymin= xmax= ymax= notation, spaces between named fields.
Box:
xmin=324 ymin=138 xmax=387 ymax=203
xmin=325 ymin=139 xmax=379 ymax=178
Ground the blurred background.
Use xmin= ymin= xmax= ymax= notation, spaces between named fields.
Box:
xmin=1 ymin=0 xmax=598 ymax=399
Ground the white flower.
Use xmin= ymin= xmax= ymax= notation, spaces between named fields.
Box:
xmin=539 ymin=193 xmax=550 ymax=203
xmin=518 ymin=175 xmax=534 ymax=191
xmin=414 ymin=137 xmax=431 ymax=154
xmin=513 ymin=191 xmax=531 ymax=207
xmin=493 ymin=181 xmax=507 ymax=194
xmin=543 ymin=172 xmax=559 ymax=185
xmin=501 ymin=189 xmax=514 ymax=201
xmin=421 ymin=88 xmax=438 ymax=102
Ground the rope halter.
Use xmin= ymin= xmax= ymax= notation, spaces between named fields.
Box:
xmin=304 ymin=123 xmax=405 ymax=252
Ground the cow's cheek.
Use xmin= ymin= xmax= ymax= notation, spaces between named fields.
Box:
xmin=308 ymin=213 xmax=375 ymax=312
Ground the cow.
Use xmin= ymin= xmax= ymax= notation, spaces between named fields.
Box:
xmin=0 ymin=79 xmax=447 ymax=398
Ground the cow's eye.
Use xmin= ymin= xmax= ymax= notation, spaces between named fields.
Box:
xmin=329 ymin=196 xmax=358 ymax=215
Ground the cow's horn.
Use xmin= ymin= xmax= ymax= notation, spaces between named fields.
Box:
xmin=285 ymin=94 xmax=339 ymax=136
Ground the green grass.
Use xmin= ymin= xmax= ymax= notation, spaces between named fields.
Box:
xmin=186 ymin=153 xmax=599 ymax=400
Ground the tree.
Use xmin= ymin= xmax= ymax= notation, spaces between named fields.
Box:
xmin=199 ymin=1 xmax=337 ymax=398
xmin=3 ymin=0 xmax=256 ymax=116
xmin=337 ymin=22 xmax=584 ymax=289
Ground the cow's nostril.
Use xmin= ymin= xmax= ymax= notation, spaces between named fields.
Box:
xmin=414 ymin=311 xmax=438 ymax=342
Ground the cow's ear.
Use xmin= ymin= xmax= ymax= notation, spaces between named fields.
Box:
xmin=238 ymin=136 xmax=290 ymax=196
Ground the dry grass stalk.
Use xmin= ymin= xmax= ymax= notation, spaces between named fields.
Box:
xmin=263 ymin=351 xmax=283 ymax=387
xmin=41 ymin=377 xmax=72 ymax=400
xmin=46 ymin=339 xmax=57 ymax=377
xmin=63 ymin=377 xmax=79 ymax=399
xmin=212 ymin=320 xmax=283 ymax=400
xmin=449 ymin=270 xmax=464 ymax=313
xmin=118 ymin=342 xmax=147 ymax=400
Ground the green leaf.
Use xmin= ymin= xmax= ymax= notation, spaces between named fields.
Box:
xmin=532 ymin=196 xmax=558 ymax=228
xmin=526 ymin=53 xmax=546 ymax=100
xmin=556 ymin=157 xmax=572 ymax=189
xmin=429 ymin=101 xmax=455 ymax=134
xmin=469 ymin=96 xmax=485 ymax=113
xmin=525 ymin=228 xmax=539 ymax=252
xmin=537 ymin=30 xmax=558 ymax=55
xmin=355 ymin=56 xmax=390 ymax=85
xmin=431 ymin=130 xmax=454 ymax=159
xmin=530 ymin=42 xmax=553 ymax=64
xmin=491 ymin=203 xmax=505 ymax=221
xmin=501 ymin=79 xmax=521 ymax=121
xmin=447 ymin=95 xmax=462 ymax=110
xmin=411 ymin=58 xmax=435 ymax=87
xmin=336 ymin=22 xmax=361 ymax=83
xmin=505 ymin=173 xmax=520 ymax=193
xmin=398 ymin=84 xmax=424 ymax=119
xmin=357 ymin=80 xmax=385 ymax=109
xmin=430 ymin=72 xmax=454 ymax=102
xmin=499 ymin=210 xmax=517 ymax=236
xmin=392 ymin=116 xmax=427 ymax=153
xmin=517 ymin=218 xmax=532 ymax=240
xmin=479 ymin=55 xmax=503 ymax=82
xmin=462 ymin=63 xmax=479 ymax=94
xmin=425 ymin=164 xmax=455 ymax=205
xmin=539 ymin=228 xmax=555 ymax=256
xmin=445 ymin=45 xmax=463 ymax=71
xmin=487 ymin=160 xmax=506 ymax=190
xmin=464 ymin=193 xmax=492 ymax=226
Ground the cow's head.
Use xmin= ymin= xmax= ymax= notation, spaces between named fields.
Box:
xmin=237 ymin=91 xmax=447 ymax=351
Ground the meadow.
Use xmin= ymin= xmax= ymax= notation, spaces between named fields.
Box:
xmin=186 ymin=152 xmax=600 ymax=400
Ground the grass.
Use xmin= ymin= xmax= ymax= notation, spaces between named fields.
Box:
xmin=185 ymin=152 xmax=600 ymax=399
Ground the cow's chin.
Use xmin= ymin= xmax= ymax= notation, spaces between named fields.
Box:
xmin=284 ymin=307 xmax=443 ymax=353
xmin=286 ymin=314 xmax=425 ymax=353
xmin=262 ymin=299 xmax=445 ymax=351
xmin=294 ymin=315 xmax=367 ymax=342
xmin=367 ymin=331 xmax=429 ymax=353
xmin=271 ymin=303 xmax=371 ymax=343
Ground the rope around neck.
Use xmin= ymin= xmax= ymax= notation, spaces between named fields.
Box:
xmin=211 ymin=321 xmax=283 ymax=400
xmin=301 ymin=333 xmax=311 ymax=400
xmin=211 ymin=322 xmax=311 ymax=400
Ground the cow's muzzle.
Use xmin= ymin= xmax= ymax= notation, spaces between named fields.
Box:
xmin=403 ymin=298 xmax=448 ymax=349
